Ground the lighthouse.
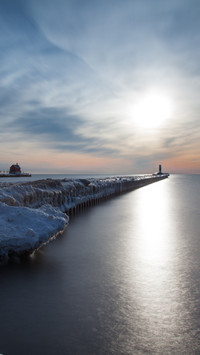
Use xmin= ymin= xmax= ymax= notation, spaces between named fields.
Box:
xmin=153 ymin=164 xmax=169 ymax=177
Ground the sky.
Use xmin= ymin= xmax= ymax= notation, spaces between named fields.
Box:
xmin=0 ymin=0 xmax=200 ymax=174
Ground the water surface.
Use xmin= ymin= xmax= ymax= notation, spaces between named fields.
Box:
xmin=0 ymin=174 xmax=200 ymax=354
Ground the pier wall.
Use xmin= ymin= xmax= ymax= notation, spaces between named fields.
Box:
xmin=67 ymin=175 xmax=168 ymax=215
xmin=0 ymin=174 xmax=168 ymax=215
xmin=0 ymin=174 xmax=168 ymax=260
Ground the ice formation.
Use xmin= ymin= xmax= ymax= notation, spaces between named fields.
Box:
xmin=0 ymin=175 xmax=167 ymax=260
xmin=0 ymin=202 xmax=68 ymax=260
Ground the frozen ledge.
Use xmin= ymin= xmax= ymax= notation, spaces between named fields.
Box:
xmin=0 ymin=174 xmax=168 ymax=261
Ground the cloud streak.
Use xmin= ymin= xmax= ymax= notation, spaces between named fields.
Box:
xmin=5 ymin=107 xmax=120 ymax=157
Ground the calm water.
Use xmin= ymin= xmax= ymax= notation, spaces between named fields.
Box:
xmin=0 ymin=174 xmax=200 ymax=354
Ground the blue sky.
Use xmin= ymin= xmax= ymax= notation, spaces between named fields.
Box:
xmin=0 ymin=0 xmax=200 ymax=173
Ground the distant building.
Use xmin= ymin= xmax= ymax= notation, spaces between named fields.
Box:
xmin=9 ymin=163 xmax=21 ymax=174
xmin=153 ymin=164 xmax=169 ymax=177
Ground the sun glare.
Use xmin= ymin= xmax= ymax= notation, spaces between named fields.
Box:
xmin=132 ymin=92 xmax=173 ymax=129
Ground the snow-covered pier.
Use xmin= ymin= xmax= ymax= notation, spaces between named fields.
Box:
xmin=0 ymin=174 xmax=168 ymax=261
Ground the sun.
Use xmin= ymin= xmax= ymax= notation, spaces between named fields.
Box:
xmin=132 ymin=92 xmax=173 ymax=129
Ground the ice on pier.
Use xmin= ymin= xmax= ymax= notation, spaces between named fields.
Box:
xmin=0 ymin=175 xmax=163 ymax=260
xmin=0 ymin=202 xmax=68 ymax=260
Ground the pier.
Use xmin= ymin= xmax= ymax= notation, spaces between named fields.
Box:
xmin=0 ymin=173 xmax=169 ymax=260
xmin=0 ymin=174 xmax=169 ymax=216
xmin=66 ymin=174 xmax=168 ymax=216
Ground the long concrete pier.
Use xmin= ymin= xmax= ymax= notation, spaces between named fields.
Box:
xmin=66 ymin=174 xmax=169 ymax=216
xmin=0 ymin=174 xmax=169 ymax=260
xmin=0 ymin=174 xmax=169 ymax=216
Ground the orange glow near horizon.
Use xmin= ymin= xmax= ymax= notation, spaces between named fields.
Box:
xmin=1 ymin=140 xmax=199 ymax=175
xmin=1 ymin=152 xmax=199 ymax=175
xmin=3 ymin=150 xmax=132 ymax=174
xmin=162 ymin=155 xmax=200 ymax=174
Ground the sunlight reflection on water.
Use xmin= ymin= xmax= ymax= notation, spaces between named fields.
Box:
xmin=110 ymin=178 xmax=200 ymax=353
xmin=135 ymin=182 xmax=172 ymax=265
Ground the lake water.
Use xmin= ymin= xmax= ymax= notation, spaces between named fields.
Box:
xmin=0 ymin=174 xmax=200 ymax=354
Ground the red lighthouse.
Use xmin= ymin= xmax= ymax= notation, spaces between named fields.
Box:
xmin=9 ymin=163 xmax=21 ymax=175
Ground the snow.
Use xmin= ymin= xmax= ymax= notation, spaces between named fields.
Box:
xmin=0 ymin=202 xmax=68 ymax=260
xmin=0 ymin=175 xmax=165 ymax=261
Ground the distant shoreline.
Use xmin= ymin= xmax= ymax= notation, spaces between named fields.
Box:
xmin=0 ymin=173 xmax=31 ymax=178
